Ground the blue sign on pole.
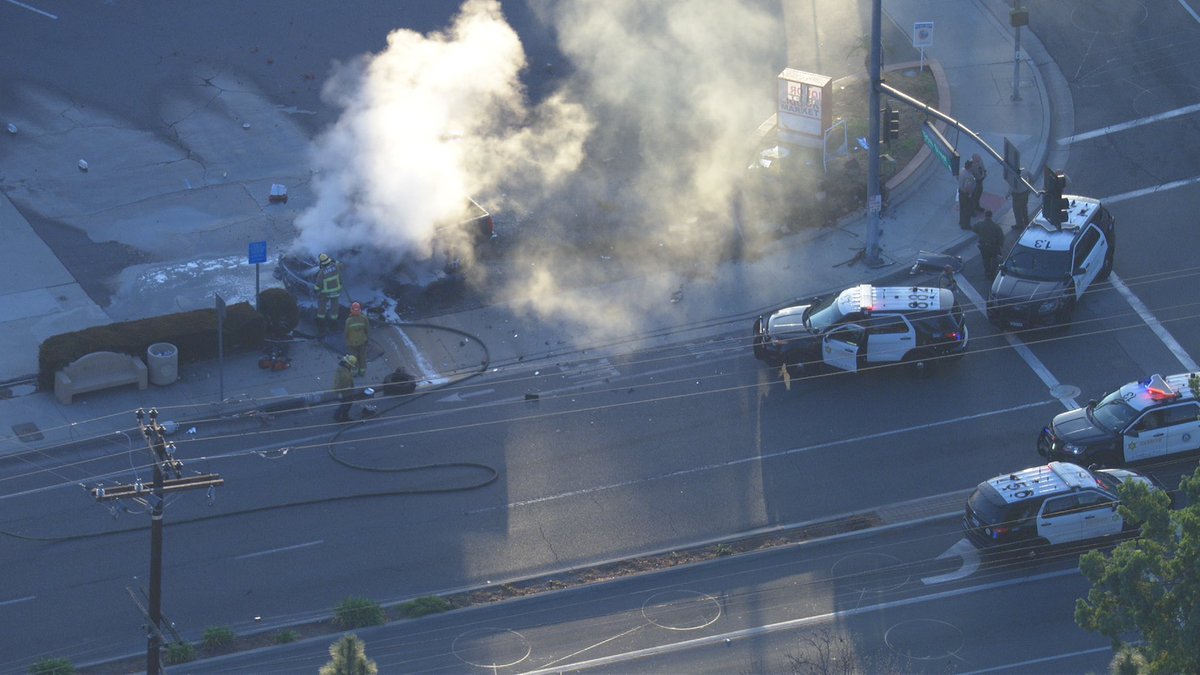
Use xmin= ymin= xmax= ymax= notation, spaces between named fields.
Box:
xmin=248 ymin=241 xmax=268 ymax=264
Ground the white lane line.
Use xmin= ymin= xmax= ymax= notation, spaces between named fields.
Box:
xmin=1180 ymin=0 xmax=1200 ymax=24
xmin=1110 ymin=273 xmax=1200 ymax=372
xmin=1057 ymin=102 xmax=1200 ymax=145
xmin=957 ymin=278 xmax=1079 ymax=409
xmin=960 ymin=645 xmax=1113 ymax=675
xmin=467 ymin=400 xmax=1053 ymax=514
xmin=519 ymin=568 xmax=1080 ymax=674
xmin=1100 ymin=174 xmax=1200 ymax=204
xmin=4 ymin=0 xmax=57 ymax=18
xmin=0 ymin=595 xmax=36 ymax=607
xmin=234 ymin=540 xmax=323 ymax=560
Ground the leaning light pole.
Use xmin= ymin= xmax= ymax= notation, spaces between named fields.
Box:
xmin=864 ymin=0 xmax=884 ymax=266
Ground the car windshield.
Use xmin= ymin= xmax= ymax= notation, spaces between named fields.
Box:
xmin=1003 ymin=243 xmax=1071 ymax=281
xmin=804 ymin=295 xmax=845 ymax=331
xmin=1090 ymin=390 xmax=1139 ymax=432
xmin=967 ymin=485 xmax=1008 ymax=524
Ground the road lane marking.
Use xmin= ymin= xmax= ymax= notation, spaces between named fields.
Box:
xmin=0 ymin=595 xmax=35 ymax=607
xmin=956 ymin=278 xmax=1079 ymax=409
xmin=921 ymin=538 xmax=981 ymax=585
xmin=468 ymin=400 xmax=1053 ymax=514
xmin=1180 ymin=0 xmax=1200 ymax=25
xmin=234 ymin=540 xmax=323 ymax=560
xmin=518 ymin=568 xmax=1080 ymax=674
xmin=1100 ymin=174 xmax=1200 ymax=204
xmin=1109 ymin=273 xmax=1199 ymax=371
xmin=4 ymin=0 xmax=56 ymax=19
xmin=960 ymin=645 xmax=1113 ymax=675
xmin=1057 ymin=102 xmax=1200 ymax=145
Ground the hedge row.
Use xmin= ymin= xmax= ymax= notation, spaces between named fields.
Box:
xmin=37 ymin=302 xmax=265 ymax=390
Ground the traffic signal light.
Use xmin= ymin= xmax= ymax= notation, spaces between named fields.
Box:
xmin=1043 ymin=167 xmax=1068 ymax=225
xmin=885 ymin=105 xmax=900 ymax=140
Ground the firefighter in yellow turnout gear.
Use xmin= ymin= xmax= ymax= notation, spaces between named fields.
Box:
xmin=343 ymin=302 xmax=369 ymax=377
xmin=333 ymin=354 xmax=357 ymax=422
xmin=313 ymin=253 xmax=343 ymax=333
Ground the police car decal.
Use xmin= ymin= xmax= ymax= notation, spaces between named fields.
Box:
xmin=984 ymin=462 xmax=1096 ymax=504
xmin=835 ymin=284 xmax=945 ymax=315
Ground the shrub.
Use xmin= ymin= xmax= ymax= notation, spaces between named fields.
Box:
xmin=398 ymin=596 xmax=452 ymax=618
xmin=274 ymin=629 xmax=300 ymax=644
xmin=163 ymin=641 xmax=196 ymax=665
xmin=27 ymin=658 xmax=75 ymax=675
xmin=258 ymin=287 xmax=300 ymax=337
xmin=334 ymin=597 xmax=387 ymax=628
xmin=202 ymin=625 xmax=236 ymax=651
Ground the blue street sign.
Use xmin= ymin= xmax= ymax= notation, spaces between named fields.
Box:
xmin=248 ymin=241 xmax=267 ymax=264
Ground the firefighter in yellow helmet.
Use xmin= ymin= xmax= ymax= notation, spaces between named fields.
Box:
xmin=313 ymin=253 xmax=343 ymax=333
xmin=333 ymin=354 xmax=357 ymax=422
xmin=343 ymin=302 xmax=369 ymax=376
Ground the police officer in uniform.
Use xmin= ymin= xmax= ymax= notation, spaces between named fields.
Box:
xmin=973 ymin=210 xmax=1005 ymax=281
xmin=314 ymin=253 xmax=343 ymax=333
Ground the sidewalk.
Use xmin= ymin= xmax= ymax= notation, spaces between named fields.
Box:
xmin=0 ymin=0 xmax=1058 ymax=462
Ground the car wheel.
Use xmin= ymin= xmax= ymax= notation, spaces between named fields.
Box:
xmin=1098 ymin=249 xmax=1114 ymax=281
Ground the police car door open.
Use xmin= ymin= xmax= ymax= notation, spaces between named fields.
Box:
xmin=822 ymin=325 xmax=862 ymax=372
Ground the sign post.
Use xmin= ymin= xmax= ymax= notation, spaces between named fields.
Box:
xmin=248 ymin=241 xmax=267 ymax=311
xmin=913 ymin=21 xmax=934 ymax=71
xmin=215 ymin=294 xmax=227 ymax=403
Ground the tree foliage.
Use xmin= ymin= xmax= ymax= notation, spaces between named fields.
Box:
xmin=1075 ymin=467 xmax=1200 ymax=674
xmin=319 ymin=634 xmax=378 ymax=675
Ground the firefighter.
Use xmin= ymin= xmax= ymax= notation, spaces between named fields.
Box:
xmin=313 ymin=253 xmax=343 ymax=333
xmin=343 ymin=302 xmax=369 ymax=377
xmin=333 ymin=354 xmax=357 ymax=422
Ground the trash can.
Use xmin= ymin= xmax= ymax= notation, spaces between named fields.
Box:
xmin=147 ymin=342 xmax=178 ymax=386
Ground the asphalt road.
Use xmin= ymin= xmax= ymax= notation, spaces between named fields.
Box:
xmin=4 ymin=0 xmax=1200 ymax=670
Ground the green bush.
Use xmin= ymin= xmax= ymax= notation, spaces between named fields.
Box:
xmin=258 ymin=287 xmax=300 ymax=337
xmin=27 ymin=658 xmax=75 ymax=675
xmin=274 ymin=629 xmax=300 ymax=644
xmin=37 ymin=301 xmax=265 ymax=389
xmin=163 ymin=641 xmax=196 ymax=665
xmin=202 ymin=625 xmax=236 ymax=651
xmin=398 ymin=596 xmax=452 ymax=618
xmin=334 ymin=597 xmax=387 ymax=629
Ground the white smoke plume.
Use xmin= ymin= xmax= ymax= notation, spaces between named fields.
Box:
xmin=294 ymin=0 xmax=785 ymax=343
xmin=293 ymin=0 xmax=589 ymax=261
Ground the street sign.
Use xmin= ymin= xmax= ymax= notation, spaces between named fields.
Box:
xmin=921 ymin=121 xmax=960 ymax=177
xmin=868 ymin=194 xmax=883 ymax=214
xmin=248 ymin=240 xmax=267 ymax=264
xmin=913 ymin=21 xmax=934 ymax=48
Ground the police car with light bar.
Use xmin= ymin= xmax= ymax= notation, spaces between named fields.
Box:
xmin=1038 ymin=372 xmax=1200 ymax=466
xmin=752 ymin=284 xmax=967 ymax=374
xmin=987 ymin=195 xmax=1114 ymax=329
xmin=964 ymin=461 xmax=1162 ymax=551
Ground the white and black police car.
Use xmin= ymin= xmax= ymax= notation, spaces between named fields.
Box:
xmin=987 ymin=195 xmax=1115 ymax=329
xmin=1038 ymin=372 xmax=1200 ymax=467
xmin=964 ymin=461 xmax=1163 ymax=551
xmin=752 ymin=284 xmax=967 ymax=374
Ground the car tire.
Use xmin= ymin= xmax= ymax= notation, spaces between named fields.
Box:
xmin=1098 ymin=249 xmax=1114 ymax=281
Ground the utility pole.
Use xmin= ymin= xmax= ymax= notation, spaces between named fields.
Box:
xmin=865 ymin=0 xmax=884 ymax=266
xmin=1011 ymin=0 xmax=1025 ymax=101
xmin=91 ymin=409 xmax=223 ymax=675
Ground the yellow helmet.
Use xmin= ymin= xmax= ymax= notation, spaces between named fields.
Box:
xmin=319 ymin=253 xmax=331 ymax=266
xmin=341 ymin=354 xmax=357 ymax=368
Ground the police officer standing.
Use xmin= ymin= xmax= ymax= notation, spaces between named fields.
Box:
xmin=958 ymin=163 xmax=977 ymax=230
xmin=313 ymin=253 xmax=343 ymax=333
xmin=1009 ymin=168 xmax=1032 ymax=231
xmin=973 ymin=210 xmax=1005 ymax=281
xmin=343 ymin=302 xmax=369 ymax=377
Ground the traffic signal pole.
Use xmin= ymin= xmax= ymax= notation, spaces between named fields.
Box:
xmin=865 ymin=0 xmax=884 ymax=266
xmin=91 ymin=409 xmax=223 ymax=675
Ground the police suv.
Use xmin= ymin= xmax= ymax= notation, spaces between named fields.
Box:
xmin=1038 ymin=372 xmax=1200 ymax=466
xmin=752 ymin=284 xmax=967 ymax=374
xmin=987 ymin=195 xmax=1115 ymax=329
xmin=964 ymin=461 xmax=1162 ymax=551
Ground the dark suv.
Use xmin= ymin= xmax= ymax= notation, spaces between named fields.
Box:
xmin=752 ymin=284 xmax=967 ymax=374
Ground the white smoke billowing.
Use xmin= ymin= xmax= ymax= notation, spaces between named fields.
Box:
xmin=294 ymin=0 xmax=589 ymax=260
xmin=293 ymin=0 xmax=785 ymax=342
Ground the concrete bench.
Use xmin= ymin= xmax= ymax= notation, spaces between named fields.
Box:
xmin=54 ymin=351 xmax=148 ymax=404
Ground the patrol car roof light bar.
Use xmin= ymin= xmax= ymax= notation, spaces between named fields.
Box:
xmin=1141 ymin=374 xmax=1179 ymax=400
